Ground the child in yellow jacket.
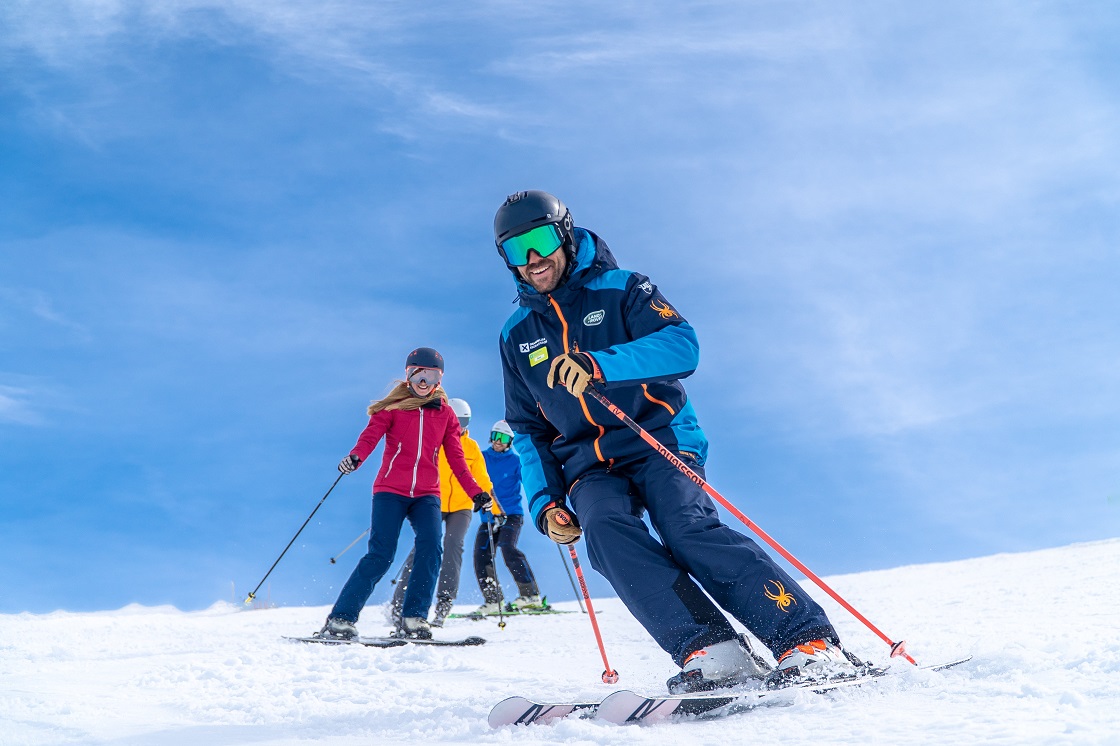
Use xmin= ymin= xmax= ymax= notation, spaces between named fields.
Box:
xmin=391 ymin=398 xmax=493 ymax=626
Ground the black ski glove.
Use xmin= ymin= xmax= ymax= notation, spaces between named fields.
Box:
xmin=472 ymin=492 xmax=494 ymax=513
xmin=493 ymin=513 xmax=508 ymax=528
xmin=338 ymin=454 xmax=361 ymax=474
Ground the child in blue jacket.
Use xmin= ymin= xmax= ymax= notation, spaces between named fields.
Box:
xmin=472 ymin=420 xmax=542 ymax=613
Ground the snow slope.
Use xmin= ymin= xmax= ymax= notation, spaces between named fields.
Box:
xmin=2 ymin=539 xmax=1118 ymax=745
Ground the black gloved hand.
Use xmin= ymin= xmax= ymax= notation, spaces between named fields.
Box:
xmin=472 ymin=492 xmax=494 ymax=513
xmin=493 ymin=513 xmax=508 ymax=528
xmin=338 ymin=454 xmax=361 ymax=474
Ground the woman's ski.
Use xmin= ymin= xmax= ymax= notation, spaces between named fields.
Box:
xmin=285 ymin=635 xmax=485 ymax=647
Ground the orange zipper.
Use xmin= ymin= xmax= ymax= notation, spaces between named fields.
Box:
xmin=548 ymin=295 xmax=608 ymax=465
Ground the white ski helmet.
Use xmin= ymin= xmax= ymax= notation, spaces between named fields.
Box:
xmin=490 ymin=420 xmax=514 ymax=439
xmin=448 ymin=398 xmax=471 ymax=430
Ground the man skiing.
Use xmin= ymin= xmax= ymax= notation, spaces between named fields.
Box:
xmin=472 ymin=419 xmax=544 ymax=615
xmin=493 ymin=190 xmax=857 ymax=692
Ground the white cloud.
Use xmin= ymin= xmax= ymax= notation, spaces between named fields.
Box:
xmin=0 ymin=384 xmax=42 ymax=425
xmin=0 ymin=0 xmax=502 ymax=134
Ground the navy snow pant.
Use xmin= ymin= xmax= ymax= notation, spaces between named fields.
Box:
xmin=330 ymin=492 xmax=442 ymax=623
xmin=569 ymin=451 xmax=837 ymax=666
xmin=473 ymin=514 xmax=539 ymax=602
xmin=392 ymin=509 xmax=473 ymax=614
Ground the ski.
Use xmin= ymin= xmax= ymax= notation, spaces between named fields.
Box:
xmin=447 ymin=608 xmax=577 ymax=620
xmin=285 ymin=634 xmax=486 ymax=647
xmin=487 ymin=696 xmax=601 ymax=727
xmin=284 ymin=635 xmax=406 ymax=648
xmin=367 ymin=635 xmax=486 ymax=647
xmin=447 ymin=596 xmax=579 ymax=620
xmin=594 ymin=656 xmax=973 ymax=725
xmin=488 ymin=656 xmax=972 ymax=727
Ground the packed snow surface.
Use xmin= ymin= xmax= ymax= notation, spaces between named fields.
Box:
xmin=3 ymin=539 xmax=1118 ymax=745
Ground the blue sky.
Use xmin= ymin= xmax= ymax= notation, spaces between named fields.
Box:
xmin=2 ymin=1 xmax=1118 ymax=614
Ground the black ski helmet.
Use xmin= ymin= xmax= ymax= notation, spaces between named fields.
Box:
xmin=493 ymin=190 xmax=575 ymax=268
xmin=405 ymin=347 xmax=444 ymax=371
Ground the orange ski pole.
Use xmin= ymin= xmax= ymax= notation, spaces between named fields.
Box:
xmin=567 ymin=541 xmax=619 ymax=683
xmin=583 ymin=387 xmax=917 ymax=666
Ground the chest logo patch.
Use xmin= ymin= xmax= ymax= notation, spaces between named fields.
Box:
xmin=583 ymin=310 xmax=605 ymax=326
xmin=528 ymin=346 xmax=549 ymax=367
xmin=519 ymin=338 xmax=548 ymax=353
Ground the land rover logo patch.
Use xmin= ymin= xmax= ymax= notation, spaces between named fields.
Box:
xmin=583 ymin=310 xmax=605 ymax=326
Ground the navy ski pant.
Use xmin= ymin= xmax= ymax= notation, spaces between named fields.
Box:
xmin=330 ymin=492 xmax=442 ymax=623
xmin=569 ymin=451 xmax=836 ymax=666
xmin=392 ymin=509 xmax=473 ymax=614
xmin=473 ymin=514 xmax=539 ymax=602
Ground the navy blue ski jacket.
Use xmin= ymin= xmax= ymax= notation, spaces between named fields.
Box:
xmin=499 ymin=227 xmax=709 ymax=534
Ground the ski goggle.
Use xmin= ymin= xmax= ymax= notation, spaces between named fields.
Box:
xmin=498 ymin=224 xmax=564 ymax=267
xmin=490 ymin=431 xmax=513 ymax=445
xmin=407 ymin=367 xmax=442 ymax=388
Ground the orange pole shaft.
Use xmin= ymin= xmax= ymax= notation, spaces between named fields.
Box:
xmin=584 ymin=387 xmax=917 ymax=666
xmin=568 ymin=544 xmax=620 ymax=683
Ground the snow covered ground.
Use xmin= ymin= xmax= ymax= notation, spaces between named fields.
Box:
xmin=3 ymin=538 xmax=1118 ymax=745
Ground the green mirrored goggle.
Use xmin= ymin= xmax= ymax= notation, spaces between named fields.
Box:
xmin=498 ymin=224 xmax=564 ymax=267
xmin=491 ymin=431 xmax=513 ymax=445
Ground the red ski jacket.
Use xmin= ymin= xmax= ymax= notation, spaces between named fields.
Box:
xmin=349 ymin=398 xmax=484 ymax=499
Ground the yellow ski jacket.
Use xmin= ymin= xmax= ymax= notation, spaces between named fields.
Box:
xmin=439 ymin=431 xmax=495 ymax=513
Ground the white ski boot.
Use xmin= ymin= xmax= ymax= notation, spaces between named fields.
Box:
xmin=666 ymin=635 xmax=772 ymax=694
xmin=773 ymin=639 xmax=858 ymax=683
xmin=316 ymin=617 xmax=357 ymax=641
xmin=509 ymin=594 xmax=545 ymax=611
xmin=393 ymin=616 xmax=433 ymax=640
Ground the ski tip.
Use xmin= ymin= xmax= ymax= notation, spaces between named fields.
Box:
xmin=926 ymin=655 xmax=973 ymax=671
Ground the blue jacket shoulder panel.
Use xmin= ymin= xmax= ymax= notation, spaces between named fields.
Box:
xmin=499 ymin=227 xmax=709 ymax=533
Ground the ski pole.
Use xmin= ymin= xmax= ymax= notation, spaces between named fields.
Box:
xmin=568 ymin=543 xmax=619 ymax=683
xmin=330 ymin=528 xmax=369 ymax=564
xmin=244 ymin=473 xmax=344 ymax=605
xmin=557 ymin=544 xmax=587 ymax=613
xmin=485 ymin=519 xmax=507 ymax=630
xmin=582 ymin=387 xmax=917 ymax=666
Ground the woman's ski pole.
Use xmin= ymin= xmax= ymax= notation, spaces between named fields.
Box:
xmin=330 ymin=528 xmax=369 ymax=564
xmin=244 ymin=473 xmax=344 ymax=605
xmin=568 ymin=543 xmax=619 ymax=683
xmin=583 ymin=387 xmax=917 ymax=666
xmin=557 ymin=544 xmax=587 ymax=613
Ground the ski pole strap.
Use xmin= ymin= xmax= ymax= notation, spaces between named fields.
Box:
xmin=582 ymin=386 xmax=917 ymax=666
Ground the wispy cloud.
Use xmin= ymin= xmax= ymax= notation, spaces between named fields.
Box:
xmin=0 ymin=287 xmax=88 ymax=336
xmin=0 ymin=383 xmax=43 ymax=425
xmin=0 ymin=0 xmax=505 ymax=137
